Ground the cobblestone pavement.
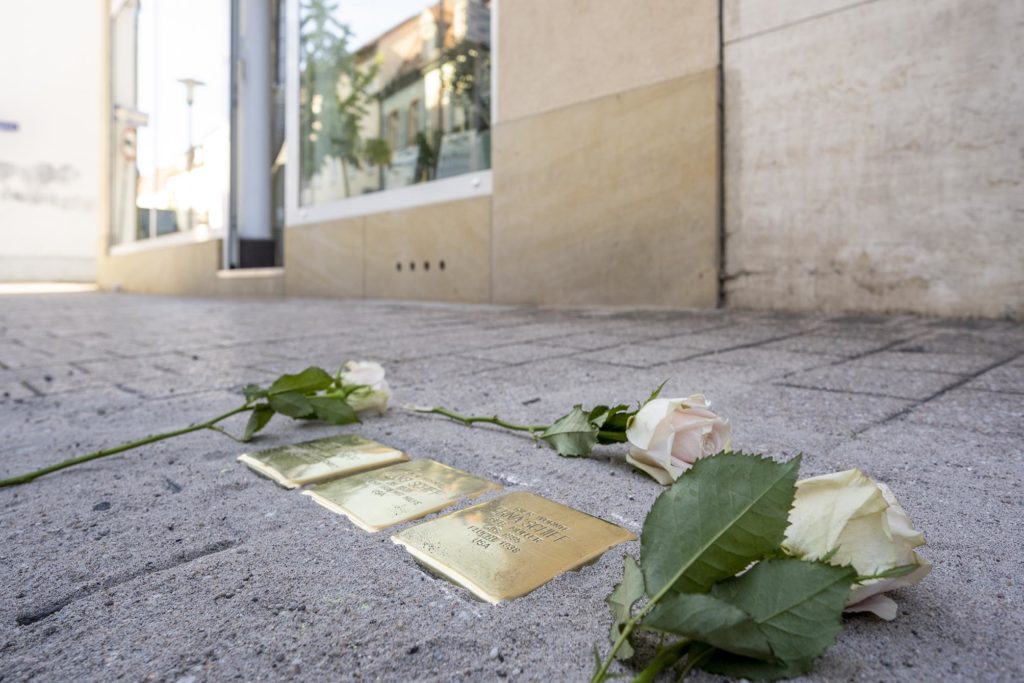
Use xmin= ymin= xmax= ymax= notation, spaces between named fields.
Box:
xmin=1 ymin=292 xmax=1022 ymax=682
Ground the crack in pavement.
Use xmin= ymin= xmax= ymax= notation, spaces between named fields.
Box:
xmin=14 ymin=539 xmax=241 ymax=626
xmin=854 ymin=351 xmax=1024 ymax=435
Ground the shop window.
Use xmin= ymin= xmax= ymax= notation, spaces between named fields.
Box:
xmin=297 ymin=0 xmax=492 ymax=204
xmin=109 ymin=0 xmax=230 ymax=245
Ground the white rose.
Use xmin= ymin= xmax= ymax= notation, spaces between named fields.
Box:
xmin=625 ymin=395 xmax=732 ymax=485
xmin=783 ymin=469 xmax=931 ymax=620
xmin=338 ymin=361 xmax=391 ymax=415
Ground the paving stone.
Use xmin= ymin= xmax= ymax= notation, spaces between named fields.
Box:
xmin=693 ymin=347 xmax=843 ymax=381
xmin=0 ymin=364 xmax=112 ymax=397
xmin=780 ymin=364 xmax=963 ymax=400
xmin=963 ymin=363 xmax=1024 ymax=394
xmin=727 ymin=384 xmax=914 ymax=437
xmin=899 ymin=388 xmax=1024 ymax=438
xmin=0 ymin=292 xmax=1021 ymax=682
xmin=574 ymin=342 xmax=707 ymax=368
xmin=849 ymin=350 xmax=1005 ymax=375
xmin=643 ymin=325 xmax=807 ymax=352
xmin=894 ymin=330 xmax=1024 ymax=358
xmin=758 ymin=334 xmax=898 ymax=357
xmin=459 ymin=342 xmax=572 ymax=365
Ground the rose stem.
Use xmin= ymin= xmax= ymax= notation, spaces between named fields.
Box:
xmin=0 ymin=404 xmax=251 ymax=487
xmin=421 ymin=406 xmax=549 ymax=434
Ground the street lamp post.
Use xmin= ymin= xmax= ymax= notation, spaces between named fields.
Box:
xmin=178 ymin=77 xmax=205 ymax=231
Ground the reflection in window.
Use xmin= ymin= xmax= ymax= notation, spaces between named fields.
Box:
xmin=407 ymin=99 xmax=420 ymax=149
xmin=110 ymin=0 xmax=230 ymax=244
xmin=299 ymin=0 xmax=492 ymax=205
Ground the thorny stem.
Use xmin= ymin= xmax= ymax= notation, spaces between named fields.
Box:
xmin=591 ymin=571 xmax=698 ymax=683
xmin=0 ymin=405 xmax=252 ymax=487
xmin=419 ymin=406 xmax=550 ymax=435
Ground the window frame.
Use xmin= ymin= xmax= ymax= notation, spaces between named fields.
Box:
xmin=284 ymin=0 xmax=496 ymax=227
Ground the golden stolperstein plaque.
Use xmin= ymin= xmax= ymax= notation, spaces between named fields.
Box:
xmin=303 ymin=459 xmax=502 ymax=532
xmin=237 ymin=434 xmax=407 ymax=489
xmin=391 ymin=491 xmax=636 ymax=604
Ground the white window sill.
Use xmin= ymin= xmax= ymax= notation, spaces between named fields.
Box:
xmin=108 ymin=227 xmax=224 ymax=256
xmin=286 ymin=170 xmax=492 ymax=227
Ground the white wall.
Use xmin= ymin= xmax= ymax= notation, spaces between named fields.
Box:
xmin=0 ymin=0 xmax=103 ymax=282
xmin=723 ymin=0 xmax=1024 ymax=318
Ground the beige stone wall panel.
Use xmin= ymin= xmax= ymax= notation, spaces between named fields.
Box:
xmin=363 ymin=198 xmax=491 ymax=303
xmin=97 ymin=240 xmax=284 ymax=297
xmin=497 ymin=0 xmax=719 ymax=122
xmin=492 ymin=71 xmax=720 ymax=307
xmin=283 ymin=217 xmax=365 ymax=298
xmin=723 ymin=0 xmax=1024 ymax=317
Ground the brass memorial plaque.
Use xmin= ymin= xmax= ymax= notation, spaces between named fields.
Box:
xmin=303 ymin=459 xmax=501 ymax=532
xmin=237 ymin=434 xmax=407 ymax=489
xmin=391 ymin=491 xmax=636 ymax=604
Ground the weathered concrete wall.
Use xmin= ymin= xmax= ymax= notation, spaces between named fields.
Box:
xmin=0 ymin=0 xmax=103 ymax=282
xmin=723 ymin=0 xmax=1024 ymax=318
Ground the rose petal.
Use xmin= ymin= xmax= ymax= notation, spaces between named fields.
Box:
xmin=626 ymin=447 xmax=682 ymax=484
xmin=845 ymin=593 xmax=898 ymax=621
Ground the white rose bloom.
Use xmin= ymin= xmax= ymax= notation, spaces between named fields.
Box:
xmin=338 ymin=361 xmax=391 ymax=415
xmin=625 ymin=395 xmax=731 ymax=485
xmin=783 ymin=469 xmax=931 ymax=620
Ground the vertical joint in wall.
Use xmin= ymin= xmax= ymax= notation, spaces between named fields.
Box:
xmin=716 ymin=0 xmax=727 ymax=308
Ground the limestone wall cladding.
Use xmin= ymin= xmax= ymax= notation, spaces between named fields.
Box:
xmin=496 ymin=0 xmax=719 ymax=123
xmin=97 ymin=240 xmax=284 ymax=297
xmin=283 ymin=0 xmax=723 ymax=308
xmin=492 ymin=71 xmax=719 ymax=307
xmin=282 ymin=198 xmax=490 ymax=303
xmin=722 ymin=0 xmax=1024 ymax=317
xmin=491 ymin=0 xmax=721 ymax=307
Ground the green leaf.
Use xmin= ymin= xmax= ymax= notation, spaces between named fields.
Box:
xmin=242 ymin=405 xmax=274 ymax=441
xmin=591 ymin=404 xmax=633 ymax=445
xmin=643 ymin=592 xmax=771 ymax=660
xmin=268 ymin=367 xmax=334 ymax=396
xmin=605 ymin=555 xmax=645 ymax=660
xmin=539 ymin=405 xmax=599 ymax=457
xmin=601 ymin=404 xmax=633 ymax=432
xmin=630 ymin=638 xmax=690 ymax=683
xmin=709 ymin=558 xmax=856 ymax=668
xmin=268 ymin=391 xmax=315 ymax=418
xmin=588 ymin=405 xmax=612 ymax=428
xmin=693 ymin=645 xmax=808 ymax=681
xmin=641 ymin=452 xmax=801 ymax=597
xmin=643 ymin=380 xmax=668 ymax=407
xmin=308 ymin=396 xmax=359 ymax=426
xmin=242 ymin=384 xmax=268 ymax=401
xmin=587 ymin=404 xmax=629 ymax=430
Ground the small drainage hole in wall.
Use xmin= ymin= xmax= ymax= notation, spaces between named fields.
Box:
xmin=395 ymin=259 xmax=446 ymax=273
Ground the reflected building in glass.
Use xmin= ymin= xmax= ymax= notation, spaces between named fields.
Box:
xmin=299 ymin=0 xmax=491 ymax=206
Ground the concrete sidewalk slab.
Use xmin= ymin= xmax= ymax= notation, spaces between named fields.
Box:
xmin=1 ymin=292 xmax=1021 ymax=682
